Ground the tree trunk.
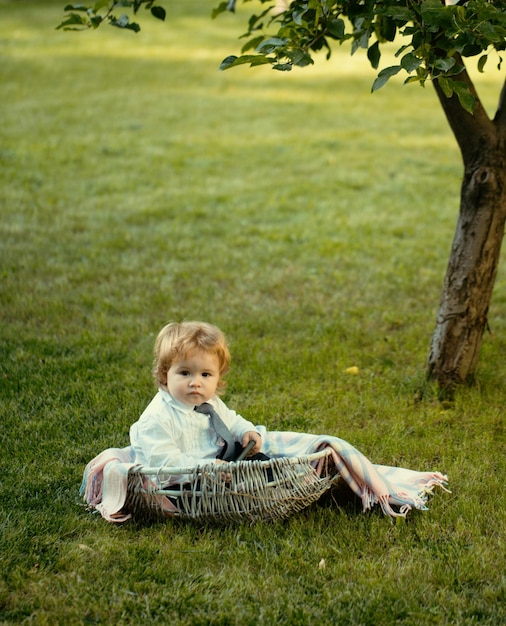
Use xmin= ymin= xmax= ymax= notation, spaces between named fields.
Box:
xmin=427 ymin=66 xmax=506 ymax=394
xmin=427 ymin=151 xmax=506 ymax=390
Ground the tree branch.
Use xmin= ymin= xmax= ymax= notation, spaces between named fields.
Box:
xmin=494 ymin=79 xmax=506 ymax=129
xmin=433 ymin=54 xmax=492 ymax=164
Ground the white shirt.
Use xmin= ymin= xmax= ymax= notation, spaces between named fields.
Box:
xmin=129 ymin=389 xmax=258 ymax=472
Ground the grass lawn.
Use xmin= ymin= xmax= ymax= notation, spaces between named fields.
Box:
xmin=1 ymin=1 xmax=506 ymax=624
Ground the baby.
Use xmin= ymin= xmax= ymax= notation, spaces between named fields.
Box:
xmin=129 ymin=321 xmax=263 ymax=478
xmin=82 ymin=320 xmax=448 ymax=521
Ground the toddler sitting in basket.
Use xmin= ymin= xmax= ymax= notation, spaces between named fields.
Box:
xmin=129 ymin=320 xmax=266 ymax=487
xmin=82 ymin=320 xmax=448 ymax=522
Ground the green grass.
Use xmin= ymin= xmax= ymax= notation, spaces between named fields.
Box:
xmin=1 ymin=1 xmax=506 ymax=623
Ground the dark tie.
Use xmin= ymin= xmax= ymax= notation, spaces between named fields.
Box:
xmin=194 ymin=402 xmax=236 ymax=461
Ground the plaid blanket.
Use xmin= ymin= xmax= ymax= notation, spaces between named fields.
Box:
xmin=81 ymin=428 xmax=448 ymax=523
xmin=259 ymin=429 xmax=448 ymax=518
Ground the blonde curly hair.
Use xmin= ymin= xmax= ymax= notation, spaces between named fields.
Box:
xmin=153 ymin=321 xmax=231 ymax=394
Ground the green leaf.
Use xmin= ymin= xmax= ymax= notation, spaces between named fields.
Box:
xmin=63 ymin=4 xmax=88 ymax=11
xmin=241 ymin=36 xmax=265 ymax=54
xmin=477 ymin=54 xmax=488 ymax=73
xmin=272 ymin=63 xmax=293 ymax=71
xmin=354 ymin=29 xmax=370 ymax=53
xmin=289 ymin=48 xmax=314 ymax=67
xmin=477 ymin=21 xmax=502 ymax=44
xmin=400 ymin=52 xmax=421 ymax=73
xmin=248 ymin=56 xmax=273 ymax=67
xmin=367 ymin=41 xmax=380 ymax=70
xmin=150 ymin=6 xmax=166 ymax=21
xmin=376 ymin=16 xmax=396 ymax=43
xmin=219 ymin=54 xmax=272 ymax=70
xmin=371 ymin=65 xmax=402 ymax=92
xmin=55 ymin=13 xmax=88 ymax=30
xmin=404 ymin=75 xmax=425 ymax=86
xmin=89 ymin=15 xmax=103 ymax=29
xmin=452 ymin=81 xmax=476 ymax=114
xmin=437 ymin=76 xmax=454 ymax=98
xmin=327 ymin=18 xmax=345 ymax=40
xmin=437 ymin=77 xmax=476 ymax=113
xmin=219 ymin=55 xmax=239 ymax=70
xmin=420 ymin=0 xmax=447 ymax=27
xmin=211 ymin=2 xmax=229 ymax=19
xmin=292 ymin=9 xmax=307 ymax=27
xmin=395 ymin=44 xmax=411 ymax=58
xmin=256 ymin=37 xmax=287 ymax=54
xmin=110 ymin=14 xmax=141 ymax=32
xmin=384 ymin=7 xmax=412 ymax=22
xmin=434 ymin=57 xmax=456 ymax=72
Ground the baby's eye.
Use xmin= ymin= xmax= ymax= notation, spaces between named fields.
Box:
xmin=202 ymin=372 xmax=213 ymax=377
xmin=179 ymin=370 xmax=190 ymax=376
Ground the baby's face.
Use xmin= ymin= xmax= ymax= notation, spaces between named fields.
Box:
xmin=166 ymin=349 xmax=220 ymax=407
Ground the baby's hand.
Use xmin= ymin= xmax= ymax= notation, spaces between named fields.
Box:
xmin=241 ymin=431 xmax=262 ymax=456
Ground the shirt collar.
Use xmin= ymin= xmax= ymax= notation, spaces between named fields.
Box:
xmin=158 ymin=388 xmax=217 ymax=413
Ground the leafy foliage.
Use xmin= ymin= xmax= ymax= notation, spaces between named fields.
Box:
xmin=57 ymin=0 xmax=166 ymax=32
xmin=57 ymin=1 xmax=506 ymax=113
xmin=216 ymin=0 xmax=506 ymax=112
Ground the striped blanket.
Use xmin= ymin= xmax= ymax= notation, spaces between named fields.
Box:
xmin=81 ymin=428 xmax=448 ymax=523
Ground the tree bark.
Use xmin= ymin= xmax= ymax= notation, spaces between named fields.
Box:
xmin=427 ymin=65 xmax=506 ymax=394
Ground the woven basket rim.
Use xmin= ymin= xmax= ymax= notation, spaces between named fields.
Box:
xmin=130 ymin=446 xmax=332 ymax=477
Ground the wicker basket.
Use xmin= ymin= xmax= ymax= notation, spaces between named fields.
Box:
xmin=125 ymin=447 xmax=338 ymax=524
